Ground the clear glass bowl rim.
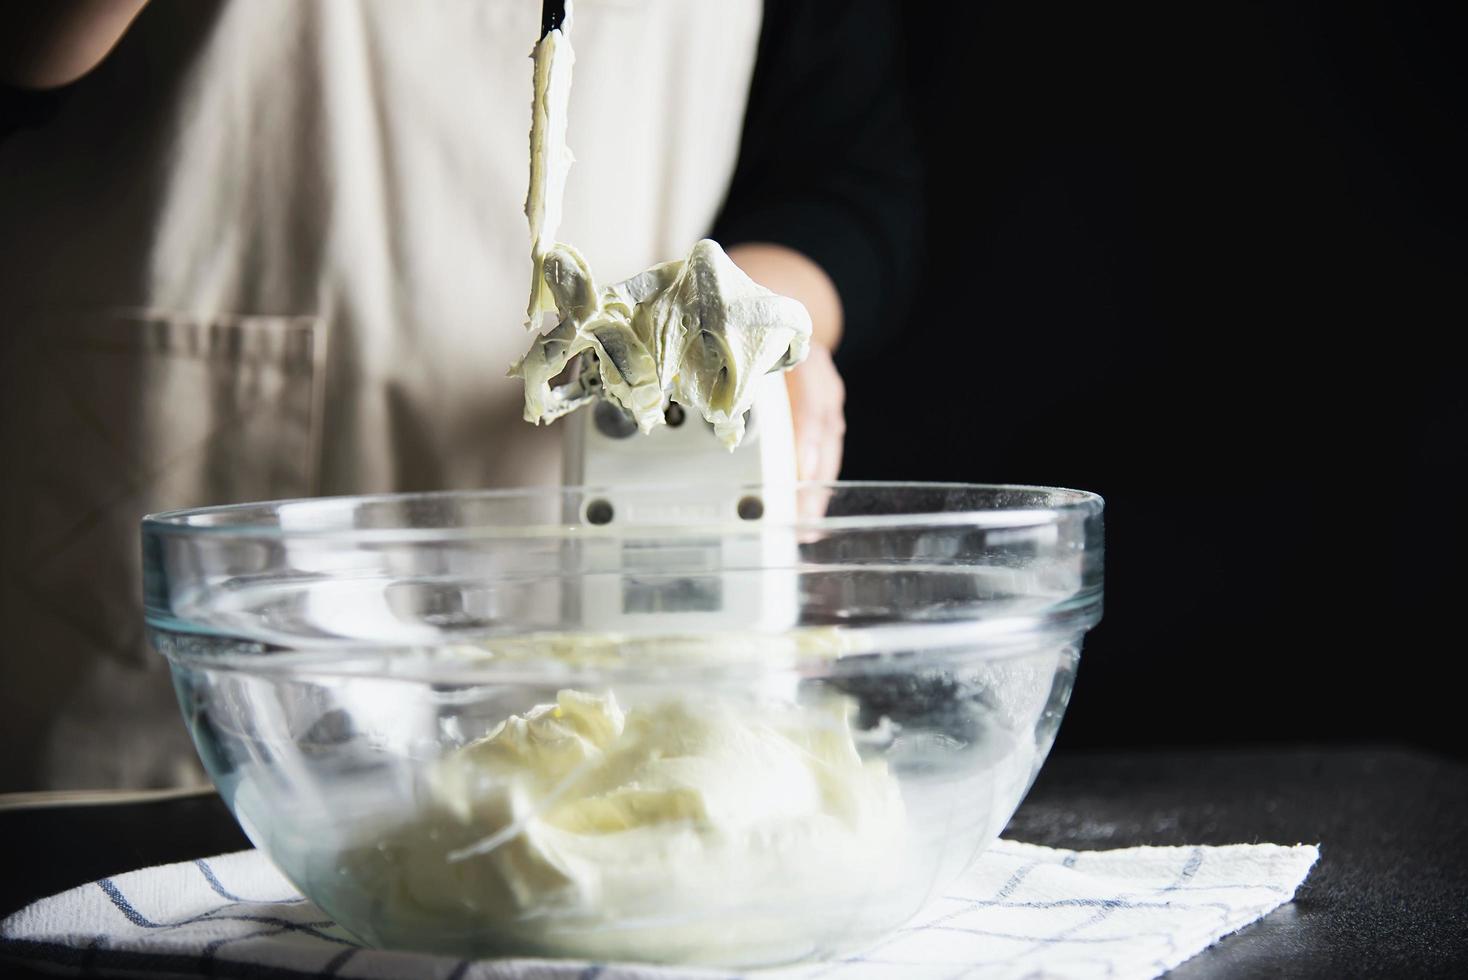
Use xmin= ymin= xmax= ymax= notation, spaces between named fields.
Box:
xmin=142 ymin=481 xmax=1104 ymax=543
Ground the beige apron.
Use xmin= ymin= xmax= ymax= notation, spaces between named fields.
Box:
xmin=0 ymin=0 xmax=761 ymax=792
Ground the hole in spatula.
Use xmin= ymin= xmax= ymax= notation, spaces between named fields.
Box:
xmin=737 ymin=496 xmax=764 ymax=521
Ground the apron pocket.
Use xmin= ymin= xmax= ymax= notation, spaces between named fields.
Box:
xmin=0 ymin=310 xmax=327 ymax=791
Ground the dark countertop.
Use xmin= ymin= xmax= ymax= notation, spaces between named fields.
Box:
xmin=3 ymin=746 xmax=1465 ymax=977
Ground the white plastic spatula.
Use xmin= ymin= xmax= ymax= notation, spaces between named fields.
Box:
xmin=541 ymin=0 xmax=566 ymax=38
xmin=535 ymin=0 xmax=799 ymax=635
xmin=560 ymin=373 xmax=800 ymax=634
xmin=562 ymin=373 xmax=797 ymax=519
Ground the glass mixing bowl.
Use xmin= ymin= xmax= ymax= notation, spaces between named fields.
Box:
xmin=142 ymin=483 xmax=1103 ymax=968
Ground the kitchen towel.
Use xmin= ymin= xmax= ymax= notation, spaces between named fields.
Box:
xmin=0 ymin=839 xmax=1318 ymax=980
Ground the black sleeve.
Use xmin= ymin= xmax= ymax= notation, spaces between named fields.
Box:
xmin=0 ymin=82 xmax=70 ymax=144
xmin=710 ymin=0 xmax=923 ymax=361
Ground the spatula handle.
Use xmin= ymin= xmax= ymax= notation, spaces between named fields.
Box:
xmin=541 ymin=0 xmax=566 ymax=38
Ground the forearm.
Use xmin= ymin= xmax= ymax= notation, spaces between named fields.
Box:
xmin=0 ymin=0 xmax=148 ymax=89
xmin=726 ymin=242 xmax=844 ymax=352
xmin=727 ymin=241 xmax=847 ymax=484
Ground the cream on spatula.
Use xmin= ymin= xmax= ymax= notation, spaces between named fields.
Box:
xmin=511 ymin=0 xmax=812 ymax=449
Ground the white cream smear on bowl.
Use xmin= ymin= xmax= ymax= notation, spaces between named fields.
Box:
xmin=510 ymin=3 xmax=812 ymax=448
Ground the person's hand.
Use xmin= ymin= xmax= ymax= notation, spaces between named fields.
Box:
xmin=786 ymin=340 xmax=845 ymax=482
xmin=723 ymin=241 xmax=846 ymax=485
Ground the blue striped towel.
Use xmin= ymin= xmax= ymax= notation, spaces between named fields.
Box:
xmin=0 ymin=840 xmax=1317 ymax=979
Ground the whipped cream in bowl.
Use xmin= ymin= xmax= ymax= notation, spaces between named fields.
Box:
xmin=326 ymin=688 xmax=910 ymax=963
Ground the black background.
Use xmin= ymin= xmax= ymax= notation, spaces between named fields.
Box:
xmin=837 ymin=2 xmax=1465 ymax=756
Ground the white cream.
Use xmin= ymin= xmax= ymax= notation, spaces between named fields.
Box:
xmin=346 ymin=690 xmax=906 ymax=962
xmin=513 ymin=3 xmax=812 ymax=449
xmin=511 ymin=241 xmax=811 ymax=447
xmin=523 ymin=8 xmax=576 ymax=330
